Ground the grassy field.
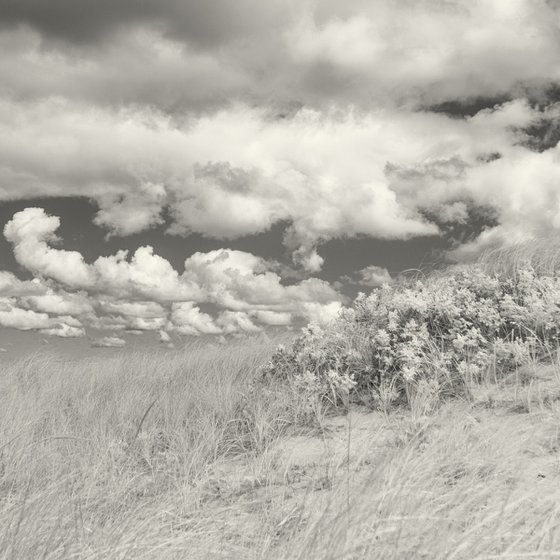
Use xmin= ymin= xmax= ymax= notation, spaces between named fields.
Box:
xmin=1 ymin=335 xmax=560 ymax=559
xmin=5 ymin=248 xmax=560 ymax=559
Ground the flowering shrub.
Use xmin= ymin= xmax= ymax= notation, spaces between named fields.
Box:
xmin=262 ymin=264 xmax=560 ymax=409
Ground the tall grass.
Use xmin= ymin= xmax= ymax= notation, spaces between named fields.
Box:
xmin=478 ymin=238 xmax=560 ymax=277
xmin=0 ymin=337 xmax=315 ymax=559
xmin=276 ymin=399 xmax=560 ymax=560
xmin=3 ymin=337 xmax=560 ymax=559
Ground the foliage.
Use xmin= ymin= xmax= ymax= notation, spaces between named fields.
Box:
xmin=263 ymin=264 xmax=560 ymax=407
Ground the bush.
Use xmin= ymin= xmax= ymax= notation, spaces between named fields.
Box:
xmin=262 ymin=264 xmax=560 ymax=409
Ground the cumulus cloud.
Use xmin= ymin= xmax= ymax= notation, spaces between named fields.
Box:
xmin=250 ymin=310 xmax=292 ymax=326
xmin=4 ymin=208 xmax=342 ymax=307
xmin=22 ymin=291 xmax=93 ymax=316
xmin=93 ymin=182 xmax=167 ymax=236
xmin=4 ymin=207 xmax=93 ymax=287
xmin=0 ymin=297 xmax=84 ymax=335
xmin=299 ymin=301 xmax=344 ymax=326
xmin=158 ymin=330 xmax=171 ymax=343
xmin=216 ymin=311 xmax=262 ymax=334
xmin=92 ymin=336 xmax=126 ymax=348
xmin=0 ymin=304 xmax=52 ymax=331
xmin=0 ymin=272 xmax=45 ymax=297
xmin=39 ymin=323 xmax=85 ymax=338
xmin=169 ymin=302 xmax=222 ymax=336
xmin=0 ymin=208 xmax=345 ymax=337
xmin=351 ymin=266 xmax=393 ymax=288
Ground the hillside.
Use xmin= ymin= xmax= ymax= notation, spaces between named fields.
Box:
xmin=3 ymin=260 xmax=560 ymax=558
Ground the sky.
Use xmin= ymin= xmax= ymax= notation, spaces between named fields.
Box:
xmin=1 ymin=0 xmax=560 ymax=354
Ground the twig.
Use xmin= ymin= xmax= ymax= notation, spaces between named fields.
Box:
xmin=129 ymin=398 xmax=159 ymax=447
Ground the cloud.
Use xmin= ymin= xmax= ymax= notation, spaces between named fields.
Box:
xmin=91 ymin=335 xmax=126 ymax=348
xmin=93 ymin=182 xmax=167 ymax=236
xmin=4 ymin=208 xmax=342 ymax=309
xmin=0 ymin=98 xmax=540 ymax=268
xmin=0 ymin=297 xmax=84 ymax=335
xmin=181 ymin=248 xmax=339 ymax=310
xmin=39 ymin=323 xmax=85 ymax=338
xmin=158 ymin=330 xmax=171 ymax=343
xmin=250 ymin=310 xmax=292 ymax=326
xmin=3 ymin=207 xmax=93 ymax=287
xmin=0 ymin=271 xmax=45 ymax=297
xmin=1 ymin=208 xmax=345 ymax=337
xmin=299 ymin=301 xmax=343 ymax=326
xmin=351 ymin=266 xmax=393 ymax=288
xmin=0 ymin=303 xmax=51 ymax=330
xmin=286 ymin=0 xmax=560 ymax=106
xmin=21 ymin=291 xmax=93 ymax=316
xmin=0 ymin=0 xmax=290 ymax=48
xmin=1 ymin=2 xmax=560 ymax=111
xmin=216 ymin=311 xmax=262 ymax=334
xmin=169 ymin=302 xmax=222 ymax=336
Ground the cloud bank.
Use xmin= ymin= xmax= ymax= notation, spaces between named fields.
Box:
xmin=0 ymin=208 xmax=344 ymax=340
xmin=1 ymin=98 xmax=559 ymax=270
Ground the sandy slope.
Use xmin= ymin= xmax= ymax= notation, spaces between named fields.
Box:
xmin=180 ymin=368 xmax=560 ymax=558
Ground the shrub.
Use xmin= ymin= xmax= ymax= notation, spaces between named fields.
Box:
xmin=262 ymin=263 xmax=560 ymax=409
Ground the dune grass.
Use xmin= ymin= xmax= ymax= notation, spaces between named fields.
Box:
xmin=0 ymin=338 xmax=310 ymax=558
xmin=1 ymin=338 xmax=560 ymax=559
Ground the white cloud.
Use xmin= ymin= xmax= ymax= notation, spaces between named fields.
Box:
xmin=2 ymin=95 xmax=558 ymax=271
xmin=286 ymin=0 xmax=560 ymax=105
xmin=0 ymin=98 xmax=535 ymax=269
xmin=0 ymin=297 xmax=84 ymax=335
xmin=97 ymin=299 xmax=166 ymax=319
xmin=91 ymin=336 xmax=126 ymax=348
xmin=3 ymin=207 xmax=93 ymax=287
xmin=0 ymin=272 xmax=45 ymax=297
xmin=3 ymin=208 xmax=343 ymax=312
xmin=300 ymin=301 xmax=343 ymax=326
xmin=0 ymin=304 xmax=51 ymax=331
xmin=158 ymin=330 xmax=171 ymax=343
xmin=40 ymin=324 xmax=85 ymax=338
xmin=181 ymin=248 xmax=340 ymax=310
xmin=216 ymin=311 xmax=262 ymax=334
xmin=354 ymin=266 xmax=393 ymax=288
xmin=250 ymin=310 xmax=292 ymax=326
xmin=93 ymin=182 xmax=167 ymax=236
xmin=169 ymin=302 xmax=222 ymax=336
xmin=22 ymin=291 xmax=93 ymax=316
xmin=0 ymin=208 xmax=348 ymax=338
xmin=4 ymin=208 xmax=199 ymax=300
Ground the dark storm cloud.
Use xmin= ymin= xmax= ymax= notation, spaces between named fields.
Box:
xmin=0 ymin=0 xmax=289 ymax=47
xmin=3 ymin=0 xmax=560 ymax=113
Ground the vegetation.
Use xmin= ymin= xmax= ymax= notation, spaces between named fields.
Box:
xmin=2 ymin=251 xmax=560 ymax=558
xmin=265 ymin=261 xmax=560 ymax=411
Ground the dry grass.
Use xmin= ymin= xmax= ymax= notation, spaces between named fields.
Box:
xmin=477 ymin=238 xmax=560 ymax=278
xmin=0 ymin=337 xmax=305 ymax=559
xmin=2 ymin=338 xmax=560 ymax=559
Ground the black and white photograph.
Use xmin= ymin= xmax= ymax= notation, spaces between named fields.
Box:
xmin=2 ymin=1 xmax=560 ymax=557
